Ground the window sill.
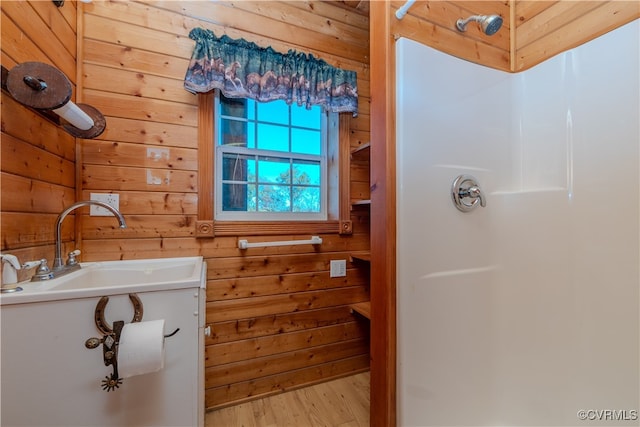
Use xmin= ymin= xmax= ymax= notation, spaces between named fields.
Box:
xmin=196 ymin=219 xmax=351 ymax=237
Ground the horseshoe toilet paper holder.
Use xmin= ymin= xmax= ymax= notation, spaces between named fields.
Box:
xmin=84 ymin=294 xmax=144 ymax=392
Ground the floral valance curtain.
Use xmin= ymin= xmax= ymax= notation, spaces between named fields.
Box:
xmin=184 ymin=28 xmax=358 ymax=115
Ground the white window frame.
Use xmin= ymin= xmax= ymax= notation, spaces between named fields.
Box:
xmin=214 ymin=91 xmax=335 ymax=221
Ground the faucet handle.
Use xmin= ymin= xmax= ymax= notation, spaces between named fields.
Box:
xmin=67 ymin=250 xmax=81 ymax=266
xmin=22 ymin=260 xmax=42 ymax=269
xmin=452 ymin=175 xmax=487 ymax=212
xmin=1 ymin=254 xmax=21 ymax=286
xmin=467 ymin=185 xmax=486 ymax=207
xmin=32 ymin=259 xmax=54 ymax=281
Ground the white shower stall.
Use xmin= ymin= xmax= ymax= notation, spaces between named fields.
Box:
xmin=396 ymin=20 xmax=639 ymax=426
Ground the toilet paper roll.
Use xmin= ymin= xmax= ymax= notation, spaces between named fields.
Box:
xmin=118 ymin=319 xmax=165 ymax=378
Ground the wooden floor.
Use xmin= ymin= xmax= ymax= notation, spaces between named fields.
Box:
xmin=205 ymin=372 xmax=370 ymax=427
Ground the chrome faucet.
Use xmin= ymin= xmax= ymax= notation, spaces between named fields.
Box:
xmin=44 ymin=200 xmax=126 ymax=278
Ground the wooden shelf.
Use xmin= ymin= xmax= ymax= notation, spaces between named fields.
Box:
xmin=350 ymin=251 xmax=371 ymax=262
xmin=351 ymin=199 xmax=371 ymax=207
xmin=350 ymin=141 xmax=371 ymax=157
xmin=350 ymin=301 xmax=371 ymax=319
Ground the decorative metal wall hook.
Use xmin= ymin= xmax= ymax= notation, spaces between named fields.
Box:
xmin=1 ymin=62 xmax=106 ymax=138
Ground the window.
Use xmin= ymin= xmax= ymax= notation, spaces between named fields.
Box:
xmin=215 ymin=92 xmax=335 ymax=221
xmin=195 ymin=91 xmax=352 ymax=238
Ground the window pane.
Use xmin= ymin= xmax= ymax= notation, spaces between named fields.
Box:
xmin=292 ymin=105 xmax=321 ymax=129
xmin=292 ymin=186 xmax=320 ymax=212
xmin=258 ymin=156 xmax=290 ymax=184
xmin=258 ymin=185 xmax=290 ymax=212
xmin=258 ymin=100 xmax=289 ymax=125
xmin=247 ymin=123 xmax=256 ymax=148
xmin=257 ymin=124 xmax=289 ymax=152
xmin=222 ymin=153 xmax=254 ymax=182
xmin=221 ymin=95 xmax=246 ymax=118
xmin=291 ymin=128 xmax=321 ymax=155
xmin=292 ymin=161 xmax=320 ymax=185
xmin=222 ymin=183 xmax=247 ymax=211
xmin=247 ymin=99 xmax=256 ymax=120
xmin=247 ymin=184 xmax=257 ymax=211
xmin=221 ymin=119 xmax=247 ymax=146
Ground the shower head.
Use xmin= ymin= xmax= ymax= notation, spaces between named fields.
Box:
xmin=456 ymin=15 xmax=503 ymax=36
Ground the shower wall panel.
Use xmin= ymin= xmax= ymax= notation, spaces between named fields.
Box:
xmin=396 ymin=20 xmax=639 ymax=426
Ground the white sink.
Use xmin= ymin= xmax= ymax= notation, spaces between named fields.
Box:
xmin=0 ymin=257 xmax=205 ymax=305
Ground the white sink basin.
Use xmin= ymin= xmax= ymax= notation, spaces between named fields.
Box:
xmin=0 ymin=257 xmax=205 ymax=305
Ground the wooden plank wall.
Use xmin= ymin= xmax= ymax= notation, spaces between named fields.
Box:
xmin=513 ymin=1 xmax=639 ymax=71
xmin=390 ymin=1 xmax=638 ymax=72
xmin=77 ymin=1 xmax=371 ymax=410
xmin=1 ymin=1 xmax=78 ymax=265
xmin=390 ymin=0 xmax=511 ymax=71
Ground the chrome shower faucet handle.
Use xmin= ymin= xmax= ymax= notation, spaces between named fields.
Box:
xmin=452 ymin=174 xmax=487 ymax=212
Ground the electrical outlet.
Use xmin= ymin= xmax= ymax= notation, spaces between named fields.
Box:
xmin=90 ymin=193 xmax=120 ymax=216
xmin=330 ymin=260 xmax=347 ymax=277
